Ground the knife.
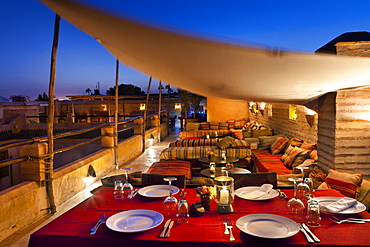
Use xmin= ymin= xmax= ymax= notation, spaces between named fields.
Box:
xmin=302 ymin=223 xmax=320 ymax=243
xmin=128 ymin=189 xmax=139 ymax=199
xmin=159 ymin=219 xmax=171 ymax=238
xmin=165 ymin=220 xmax=174 ymax=238
xmin=298 ymin=223 xmax=314 ymax=244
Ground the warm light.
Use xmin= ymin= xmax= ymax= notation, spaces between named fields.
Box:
xmin=174 ymin=103 xmax=181 ymax=110
xmin=101 ymin=104 xmax=107 ymax=111
xmin=306 ymin=108 xmax=317 ymax=116
xmin=259 ymin=102 xmax=266 ymax=110
xmin=289 ymin=105 xmax=297 ymax=120
xmin=140 ymin=103 xmax=146 ymax=111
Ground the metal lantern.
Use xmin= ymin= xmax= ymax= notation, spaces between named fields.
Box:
xmin=214 ymin=176 xmax=234 ymax=214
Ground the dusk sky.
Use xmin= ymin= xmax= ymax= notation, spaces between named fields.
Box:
xmin=1 ymin=0 xmax=370 ymax=101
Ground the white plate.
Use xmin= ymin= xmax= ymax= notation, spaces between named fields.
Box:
xmin=236 ymin=214 xmax=299 ymax=239
xmin=235 ymin=186 xmax=279 ymax=200
xmin=314 ymin=197 xmax=366 ymax=214
xmin=138 ymin=184 xmax=179 ymax=198
xmin=106 ymin=210 xmax=164 ymax=233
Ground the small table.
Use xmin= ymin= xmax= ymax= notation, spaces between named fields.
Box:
xmin=198 ymin=156 xmax=239 ymax=167
xmin=200 ymin=167 xmax=251 ymax=178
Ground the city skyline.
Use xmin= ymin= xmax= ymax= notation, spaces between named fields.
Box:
xmin=1 ymin=0 xmax=370 ymax=101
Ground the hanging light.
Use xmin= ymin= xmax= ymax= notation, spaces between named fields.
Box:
xmin=140 ymin=103 xmax=146 ymax=111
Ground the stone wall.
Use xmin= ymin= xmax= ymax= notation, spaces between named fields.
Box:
xmin=249 ymin=103 xmax=318 ymax=143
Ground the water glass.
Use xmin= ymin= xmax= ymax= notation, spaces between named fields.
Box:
xmin=306 ymin=200 xmax=321 ymax=227
xmin=176 ymin=193 xmax=189 ymax=224
xmin=114 ymin=180 xmax=124 ymax=199
xmin=304 ymin=178 xmax=314 ymax=199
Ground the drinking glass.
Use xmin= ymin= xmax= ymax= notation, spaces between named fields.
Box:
xmin=113 ymin=180 xmax=124 ymax=199
xmin=295 ymin=167 xmax=310 ymax=205
xmin=121 ymin=167 xmax=133 ymax=199
xmin=287 ymin=177 xmax=305 ymax=220
xmin=163 ymin=177 xmax=178 ymax=216
xmin=176 ymin=192 xmax=189 ymax=224
xmin=306 ymin=200 xmax=321 ymax=227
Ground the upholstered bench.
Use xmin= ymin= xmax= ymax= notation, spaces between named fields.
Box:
xmin=169 ymin=138 xmax=219 ymax=147
xmin=146 ymin=160 xmax=192 ymax=179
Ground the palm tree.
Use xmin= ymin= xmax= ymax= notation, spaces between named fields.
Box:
xmin=85 ymin=88 xmax=92 ymax=95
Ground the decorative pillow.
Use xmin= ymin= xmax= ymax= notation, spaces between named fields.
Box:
xmin=210 ymin=122 xmax=219 ymax=130
xmin=283 ymin=137 xmax=303 ymax=152
xmin=258 ymin=136 xmax=278 ymax=150
xmin=199 ymin=122 xmax=210 ymax=130
xmin=244 ymin=137 xmax=259 ymax=145
xmin=270 ymin=137 xmax=288 ymax=155
xmin=251 ymin=128 xmax=273 ymax=137
xmin=357 ymin=179 xmax=370 ymax=210
xmin=325 ymin=169 xmax=363 ymax=198
xmin=283 ymin=147 xmax=310 ymax=169
xmin=234 ymin=119 xmax=246 ymax=129
xmin=216 ymin=136 xmax=235 ymax=149
xmin=281 ymin=145 xmax=294 ymax=162
xmin=308 ymin=166 xmax=327 ymax=189
xmin=231 ymin=129 xmax=243 ymax=140
xmin=227 ymin=119 xmax=235 ymax=129
xmin=230 ymin=139 xmax=250 ymax=148
xmin=219 ymin=122 xmax=229 ymax=130
xmin=309 ymin=149 xmax=318 ymax=161
xmin=243 ymin=131 xmax=251 ymax=138
xmin=300 ymin=141 xmax=317 ymax=151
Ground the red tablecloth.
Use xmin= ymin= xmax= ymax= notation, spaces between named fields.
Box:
xmin=29 ymin=188 xmax=370 ymax=247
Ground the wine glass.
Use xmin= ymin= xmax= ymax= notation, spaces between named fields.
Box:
xmin=163 ymin=177 xmax=178 ymax=216
xmin=295 ymin=167 xmax=310 ymax=205
xmin=121 ymin=167 xmax=133 ymax=199
xmin=287 ymin=177 xmax=305 ymax=220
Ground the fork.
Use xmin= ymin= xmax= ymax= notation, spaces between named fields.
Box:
xmin=329 ymin=216 xmax=365 ymax=224
xmin=90 ymin=213 xmax=107 ymax=235
xmin=222 ymin=217 xmax=229 ymax=234
xmin=226 ymin=218 xmax=235 ymax=241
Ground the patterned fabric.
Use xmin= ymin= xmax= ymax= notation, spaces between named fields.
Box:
xmin=252 ymin=149 xmax=292 ymax=175
xmin=169 ymin=139 xmax=218 ymax=147
xmin=234 ymin=119 xmax=246 ymax=129
xmin=209 ymin=122 xmax=219 ymax=130
xmin=230 ymin=139 xmax=250 ymax=148
xmin=300 ymin=141 xmax=317 ymax=151
xmin=357 ymin=179 xmax=370 ymax=210
xmin=283 ymin=147 xmax=310 ymax=169
xmin=179 ymin=130 xmax=230 ymax=139
xmin=199 ymin=122 xmax=210 ymax=130
xmin=218 ymin=122 xmax=229 ymax=130
xmin=227 ymin=119 xmax=235 ymax=129
xmin=258 ymin=135 xmax=278 ymax=150
xmin=230 ymin=129 xmax=243 ymax=140
xmin=216 ymin=136 xmax=235 ymax=149
xmin=251 ymin=128 xmax=273 ymax=137
xmin=283 ymin=137 xmax=303 ymax=153
xmin=326 ymin=169 xmax=363 ymax=198
xmin=270 ymin=137 xmax=288 ymax=155
xmin=309 ymin=166 xmax=327 ymax=189
xmin=146 ymin=160 xmax=192 ymax=179
xmin=159 ymin=146 xmax=251 ymax=160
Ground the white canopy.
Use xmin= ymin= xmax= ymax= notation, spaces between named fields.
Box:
xmin=41 ymin=0 xmax=370 ymax=104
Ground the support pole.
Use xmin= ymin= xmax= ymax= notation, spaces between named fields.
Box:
xmin=45 ymin=14 xmax=60 ymax=214
xmin=142 ymin=77 xmax=152 ymax=152
xmin=158 ymin=81 xmax=162 ymax=142
xmin=114 ymin=59 xmax=119 ymax=169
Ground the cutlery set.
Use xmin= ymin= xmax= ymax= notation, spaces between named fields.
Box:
xmin=329 ymin=216 xmax=368 ymax=224
xmin=277 ymin=189 xmax=288 ymax=199
xmin=298 ymin=223 xmax=320 ymax=243
xmin=159 ymin=219 xmax=174 ymax=238
xmin=128 ymin=188 xmax=139 ymax=199
xmin=90 ymin=213 xmax=107 ymax=235
xmin=222 ymin=217 xmax=235 ymax=241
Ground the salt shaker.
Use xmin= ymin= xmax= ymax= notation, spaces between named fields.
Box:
xmin=306 ymin=200 xmax=321 ymax=227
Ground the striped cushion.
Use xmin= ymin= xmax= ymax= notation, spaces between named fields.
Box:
xmin=219 ymin=122 xmax=229 ymax=130
xmin=230 ymin=139 xmax=250 ymax=148
xmin=300 ymin=141 xmax=317 ymax=151
xmin=169 ymin=139 xmax=218 ymax=147
xmin=283 ymin=137 xmax=303 ymax=152
xmin=186 ymin=122 xmax=200 ymax=130
xmin=283 ymin=147 xmax=310 ymax=169
xmin=252 ymin=150 xmax=292 ymax=175
xmin=326 ymin=169 xmax=363 ymax=198
xmin=270 ymin=137 xmax=288 ymax=155
xmin=199 ymin=122 xmax=210 ymax=130
xmin=231 ymin=129 xmax=243 ymax=140
xmin=217 ymin=136 xmax=235 ymax=149
xmin=210 ymin=122 xmax=219 ymax=130
xmin=227 ymin=119 xmax=235 ymax=129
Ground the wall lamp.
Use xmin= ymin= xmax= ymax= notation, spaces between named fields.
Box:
xmin=259 ymin=102 xmax=266 ymax=116
xmin=305 ymin=108 xmax=317 ymax=127
xmin=174 ymin=103 xmax=181 ymax=110
xmin=140 ymin=103 xmax=146 ymax=111
xmin=87 ymin=165 xmax=96 ymax=178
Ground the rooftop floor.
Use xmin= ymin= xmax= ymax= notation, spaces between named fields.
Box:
xmin=4 ymin=128 xmax=180 ymax=247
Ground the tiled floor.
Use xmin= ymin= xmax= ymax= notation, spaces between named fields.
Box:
xmin=4 ymin=128 xmax=180 ymax=247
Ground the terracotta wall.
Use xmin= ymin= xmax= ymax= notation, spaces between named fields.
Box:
xmin=206 ymin=97 xmax=249 ymax=122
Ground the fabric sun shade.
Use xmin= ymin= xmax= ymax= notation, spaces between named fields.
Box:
xmin=41 ymin=0 xmax=370 ymax=105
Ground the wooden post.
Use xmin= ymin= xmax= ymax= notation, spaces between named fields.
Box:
xmin=143 ymin=77 xmax=152 ymax=152
xmin=45 ymin=14 xmax=60 ymax=214
xmin=158 ymin=81 xmax=162 ymax=142
xmin=114 ymin=59 xmax=119 ymax=169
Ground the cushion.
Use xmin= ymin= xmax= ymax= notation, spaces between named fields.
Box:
xmin=309 ymin=166 xmax=327 ymax=189
xmin=199 ymin=122 xmax=210 ymax=130
xmin=300 ymin=141 xmax=317 ymax=151
xmin=216 ymin=136 xmax=235 ymax=149
xmin=230 ymin=129 xmax=243 ymax=140
xmin=219 ymin=122 xmax=229 ymax=130
xmin=243 ymin=131 xmax=252 ymax=138
xmin=146 ymin=160 xmax=192 ymax=179
xmin=283 ymin=137 xmax=303 ymax=152
xmin=227 ymin=119 xmax=235 ymax=129
xmin=101 ymin=171 xmax=143 ymax=187
xmin=186 ymin=122 xmax=200 ymax=130
xmin=234 ymin=119 xmax=246 ymax=129
xmin=357 ymin=179 xmax=370 ymax=210
xmin=251 ymin=128 xmax=273 ymax=137
xmin=209 ymin=122 xmax=219 ymax=130
xmin=270 ymin=137 xmax=288 ymax=155
xmin=309 ymin=149 xmax=318 ymax=161
xmin=258 ymin=136 xmax=278 ymax=150
xmin=244 ymin=137 xmax=259 ymax=144
xmin=325 ymin=169 xmax=363 ymax=198
xmin=187 ymin=177 xmax=214 ymax=187
xmin=230 ymin=139 xmax=250 ymax=148
xmin=283 ymin=147 xmax=310 ymax=169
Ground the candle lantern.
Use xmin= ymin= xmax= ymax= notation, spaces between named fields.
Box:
xmin=214 ymin=176 xmax=234 ymax=214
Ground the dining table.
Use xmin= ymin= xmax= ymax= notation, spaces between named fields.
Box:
xmin=28 ymin=187 xmax=370 ymax=247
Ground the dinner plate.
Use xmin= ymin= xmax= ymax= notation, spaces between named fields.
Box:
xmin=138 ymin=184 xmax=179 ymax=198
xmin=235 ymin=186 xmax=279 ymax=200
xmin=314 ymin=197 xmax=366 ymax=214
xmin=106 ymin=209 xmax=164 ymax=233
xmin=236 ymin=214 xmax=299 ymax=239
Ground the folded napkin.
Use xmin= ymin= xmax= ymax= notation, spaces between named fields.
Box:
xmin=324 ymin=197 xmax=357 ymax=213
xmin=243 ymin=184 xmax=273 ymax=199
